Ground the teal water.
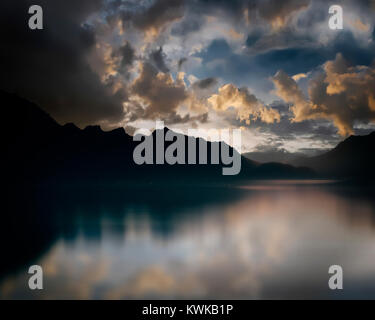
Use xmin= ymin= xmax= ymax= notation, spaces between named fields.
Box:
xmin=1 ymin=181 xmax=375 ymax=299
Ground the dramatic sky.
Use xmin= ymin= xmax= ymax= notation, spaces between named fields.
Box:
xmin=1 ymin=0 xmax=375 ymax=154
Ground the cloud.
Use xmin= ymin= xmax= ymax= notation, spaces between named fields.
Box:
xmin=149 ymin=47 xmax=170 ymax=73
xmin=246 ymin=28 xmax=315 ymax=53
xmin=272 ymin=54 xmax=375 ymax=136
xmin=2 ymin=0 xmax=375 ymax=147
xmin=164 ymin=112 xmax=209 ymax=125
xmin=171 ymin=14 xmax=203 ymax=37
xmin=128 ymin=62 xmax=279 ymax=128
xmin=128 ymin=63 xmax=210 ymax=125
xmin=350 ymin=18 xmax=371 ymax=32
xmin=117 ymin=42 xmax=136 ymax=68
xmin=131 ymin=62 xmax=188 ymax=119
xmin=256 ymin=0 xmax=310 ymax=29
xmin=292 ymin=73 xmax=308 ymax=81
xmin=272 ymin=70 xmax=312 ymax=122
xmin=208 ymin=84 xmax=281 ymax=124
xmin=106 ymin=266 xmax=177 ymax=299
xmin=191 ymin=77 xmax=218 ymax=90
xmin=195 ymin=0 xmax=310 ymax=29
xmin=0 ymin=0 xmax=126 ymax=128
xmin=248 ymin=103 xmax=341 ymax=153
xmin=178 ymin=57 xmax=188 ymax=70
xmin=116 ymin=0 xmax=186 ymax=39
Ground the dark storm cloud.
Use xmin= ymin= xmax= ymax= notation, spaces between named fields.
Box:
xmin=245 ymin=31 xmax=262 ymax=47
xmin=0 ymin=0 xmax=126 ymax=128
xmin=331 ymin=31 xmax=375 ymax=67
xmin=164 ymin=112 xmax=209 ymax=125
xmin=114 ymin=0 xmax=186 ymax=36
xmin=256 ymin=0 xmax=310 ymax=27
xmin=295 ymin=0 xmax=327 ymax=29
xmin=178 ymin=57 xmax=188 ymax=70
xmin=129 ymin=60 xmax=209 ymax=125
xmin=117 ymin=41 xmax=135 ymax=68
xmin=192 ymin=77 xmax=218 ymax=89
xmin=170 ymin=15 xmax=203 ymax=37
xmin=133 ymin=0 xmax=185 ymax=32
xmin=131 ymin=62 xmax=188 ymax=119
xmin=149 ymin=47 xmax=170 ymax=73
xmin=195 ymin=0 xmax=311 ymax=26
xmin=194 ymin=0 xmax=245 ymax=17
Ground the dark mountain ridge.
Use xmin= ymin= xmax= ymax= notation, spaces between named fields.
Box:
xmin=1 ymin=90 xmax=314 ymax=185
xmin=243 ymin=130 xmax=375 ymax=180
xmin=290 ymin=132 xmax=375 ymax=179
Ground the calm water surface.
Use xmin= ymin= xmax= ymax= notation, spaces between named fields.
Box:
xmin=1 ymin=181 xmax=375 ymax=299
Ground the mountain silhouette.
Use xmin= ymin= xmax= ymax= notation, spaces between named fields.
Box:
xmin=290 ymin=132 xmax=375 ymax=179
xmin=1 ymin=90 xmax=314 ymax=186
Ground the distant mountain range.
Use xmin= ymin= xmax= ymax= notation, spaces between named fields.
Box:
xmin=5 ymin=89 xmax=375 ymax=184
xmin=2 ymin=90 xmax=316 ymax=186
xmin=243 ymin=149 xmax=326 ymax=165
xmin=290 ymin=132 xmax=375 ymax=179
xmin=244 ymin=132 xmax=375 ymax=180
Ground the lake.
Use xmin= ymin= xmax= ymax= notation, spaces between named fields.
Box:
xmin=1 ymin=181 xmax=375 ymax=299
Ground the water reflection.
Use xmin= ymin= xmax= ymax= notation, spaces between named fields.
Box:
xmin=1 ymin=182 xmax=375 ymax=299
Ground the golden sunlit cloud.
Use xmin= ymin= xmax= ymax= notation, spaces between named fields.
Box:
xmin=208 ymin=84 xmax=281 ymax=124
xmin=292 ymin=73 xmax=308 ymax=82
xmin=349 ymin=18 xmax=370 ymax=32
xmin=273 ymin=54 xmax=375 ymax=136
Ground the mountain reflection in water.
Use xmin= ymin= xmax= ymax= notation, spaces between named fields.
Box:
xmin=1 ymin=181 xmax=375 ymax=299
